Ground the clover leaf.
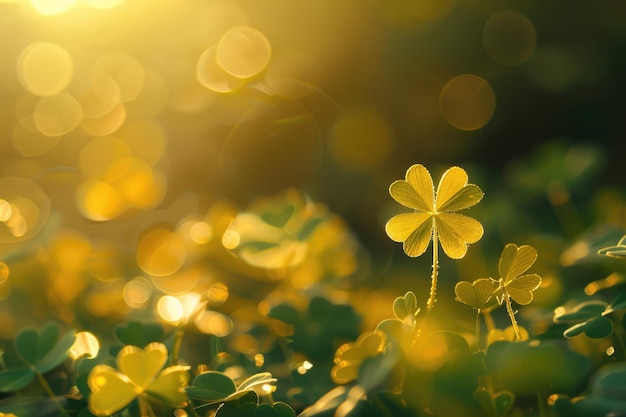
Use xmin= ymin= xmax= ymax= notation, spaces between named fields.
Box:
xmin=454 ymin=279 xmax=499 ymax=310
xmin=554 ymin=293 xmax=626 ymax=339
xmin=385 ymin=164 xmax=484 ymax=259
xmin=15 ymin=321 xmax=75 ymax=374
xmin=114 ymin=321 xmax=166 ymax=348
xmin=392 ymin=291 xmax=419 ymax=322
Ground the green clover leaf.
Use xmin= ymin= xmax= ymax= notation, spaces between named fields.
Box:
xmin=553 ymin=294 xmax=626 ymax=339
xmin=392 ymin=291 xmax=418 ymax=320
xmin=15 ymin=321 xmax=76 ymax=374
xmin=114 ymin=321 xmax=165 ymax=348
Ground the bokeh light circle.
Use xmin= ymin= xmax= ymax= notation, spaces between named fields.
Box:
xmin=17 ymin=42 xmax=74 ymax=96
xmin=215 ymin=26 xmax=272 ymax=79
xmin=483 ymin=10 xmax=537 ymax=66
xmin=0 ymin=177 xmax=51 ymax=242
xmin=439 ymin=74 xmax=496 ymax=131
xmin=196 ymin=46 xmax=247 ymax=93
xmin=137 ymin=228 xmax=187 ymax=277
xmin=33 ymin=93 xmax=83 ymax=137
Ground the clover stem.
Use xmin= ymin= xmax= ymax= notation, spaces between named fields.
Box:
xmin=502 ymin=289 xmax=521 ymax=340
xmin=481 ymin=309 xmax=496 ymax=332
xmin=426 ymin=225 xmax=439 ymax=312
xmin=36 ymin=371 xmax=70 ymax=417
xmin=171 ymin=327 xmax=185 ymax=365
xmin=536 ymin=390 xmax=548 ymax=417
xmin=475 ymin=310 xmax=482 ymax=353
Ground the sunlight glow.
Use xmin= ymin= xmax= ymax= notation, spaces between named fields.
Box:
xmin=123 ymin=277 xmax=153 ymax=309
xmin=157 ymin=295 xmax=184 ymax=323
xmin=216 ymin=26 xmax=272 ymax=79
xmin=137 ymin=229 xmax=187 ymax=277
xmin=30 ymin=0 xmax=76 ymax=16
xmin=0 ymin=263 xmax=9 ymax=284
xmin=17 ymin=42 xmax=74 ymax=96
xmin=69 ymin=331 xmax=100 ymax=359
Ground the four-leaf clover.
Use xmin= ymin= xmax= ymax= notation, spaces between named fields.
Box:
xmin=385 ymin=164 xmax=484 ymax=259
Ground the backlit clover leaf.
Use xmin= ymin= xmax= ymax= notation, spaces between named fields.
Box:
xmin=331 ymin=331 xmax=386 ymax=384
xmin=598 ymin=234 xmax=626 ymax=258
xmin=385 ymin=164 xmax=484 ymax=310
xmin=87 ymin=342 xmax=190 ymax=416
xmin=376 ymin=291 xmax=420 ymax=342
xmin=493 ymin=244 xmax=542 ymax=340
xmin=553 ymin=292 xmax=626 ymax=339
xmin=385 ymin=164 xmax=484 ymax=259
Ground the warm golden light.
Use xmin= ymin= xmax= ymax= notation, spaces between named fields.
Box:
xmin=194 ymin=310 xmax=233 ymax=336
xmin=69 ymin=331 xmax=100 ymax=359
xmin=439 ymin=74 xmax=496 ymax=131
xmin=137 ymin=229 xmax=187 ymax=277
xmin=33 ymin=93 xmax=83 ymax=137
xmin=329 ymin=107 xmax=394 ymax=173
xmin=196 ymin=46 xmax=247 ymax=93
xmin=0 ymin=200 xmax=11 ymax=222
xmin=123 ymin=277 xmax=153 ymax=309
xmin=0 ymin=262 xmax=9 ymax=285
xmin=17 ymin=42 xmax=74 ymax=96
xmin=75 ymin=179 xmax=126 ymax=221
xmin=30 ymin=0 xmax=76 ymax=16
xmin=156 ymin=295 xmax=184 ymax=323
xmin=189 ymin=221 xmax=212 ymax=244
xmin=215 ymin=26 xmax=272 ymax=79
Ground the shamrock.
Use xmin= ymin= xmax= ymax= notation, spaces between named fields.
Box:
xmin=494 ymin=244 xmax=542 ymax=306
xmin=454 ymin=278 xmax=499 ymax=310
xmin=385 ymin=164 xmax=484 ymax=259
xmin=87 ymin=342 xmax=189 ymax=416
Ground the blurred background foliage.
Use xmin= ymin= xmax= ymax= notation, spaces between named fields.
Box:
xmin=0 ymin=0 xmax=626 ymax=414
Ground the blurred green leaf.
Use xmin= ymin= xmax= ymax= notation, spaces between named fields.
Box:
xmin=555 ymin=300 xmax=617 ymax=339
xmin=114 ymin=321 xmax=165 ymax=347
xmin=14 ymin=322 xmax=75 ymax=374
xmin=0 ymin=368 xmax=35 ymax=392
xmin=474 ymin=388 xmax=515 ymax=417
xmin=253 ymin=402 xmax=296 ymax=417
xmin=186 ymin=371 xmax=237 ymax=402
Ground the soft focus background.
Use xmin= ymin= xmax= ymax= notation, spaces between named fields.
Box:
xmin=0 ymin=0 xmax=625 ymax=355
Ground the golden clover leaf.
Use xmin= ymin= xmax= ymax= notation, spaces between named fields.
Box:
xmin=385 ymin=164 xmax=484 ymax=259
xmin=454 ymin=278 xmax=499 ymax=310
xmin=88 ymin=342 xmax=190 ymax=416
xmin=496 ymin=243 xmax=542 ymax=305
xmin=331 ymin=331 xmax=386 ymax=385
